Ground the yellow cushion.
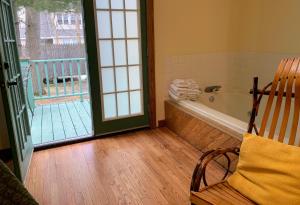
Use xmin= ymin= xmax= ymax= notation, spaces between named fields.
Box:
xmin=228 ymin=133 xmax=300 ymax=205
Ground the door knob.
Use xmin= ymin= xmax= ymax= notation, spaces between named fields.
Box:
xmin=7 ymin=80 xmax=17 ymax=87
xmin=0 ymin=62 xmax=9 ymax=70
xmin=4 ymin=62 xmax=9 ymax=69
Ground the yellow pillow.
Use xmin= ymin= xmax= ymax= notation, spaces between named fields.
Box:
xmin=228 ymin=133 xmax=300 ymax=205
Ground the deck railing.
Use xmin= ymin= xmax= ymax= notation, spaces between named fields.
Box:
xmin=20 ymin=58 xmax=89 ymax=109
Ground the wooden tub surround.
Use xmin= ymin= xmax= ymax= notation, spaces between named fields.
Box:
xmin=165 ymin=100 xmax=242 ymax=170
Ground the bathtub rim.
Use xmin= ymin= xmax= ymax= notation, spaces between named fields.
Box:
xmin=171 ymin=99 xmax=248 ymax=140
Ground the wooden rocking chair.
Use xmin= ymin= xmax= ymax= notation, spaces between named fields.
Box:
xmin=190 ymin=58 xmax=300 ymax=205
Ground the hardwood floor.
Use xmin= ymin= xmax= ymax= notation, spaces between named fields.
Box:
xmin=25 ymin=128 xmax=226 ymax=205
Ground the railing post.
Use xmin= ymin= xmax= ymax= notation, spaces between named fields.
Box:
xmin=61 ymin=61 xmax=67 ymax=95
xmin=53 ymin=63 xmax=59 ymax=96
xmin=77 ymin=60 xmax=83 ymax=102
xmin=44 ymin=62 xmax=50 ymax=97
xmin=34 ymin=62 xmax=42 ymax=97
xmin=69 ymin=61 xmax=75 ymax=94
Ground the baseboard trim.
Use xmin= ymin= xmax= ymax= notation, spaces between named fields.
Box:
xmin=158 ymin=120 xmax=166 ymax=127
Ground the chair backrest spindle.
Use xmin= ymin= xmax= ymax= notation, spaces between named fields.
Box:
xmin=289 ymin=68 xmax=300 ymax=145
xmin=268 ymin=59 xmax=293 ymax=139
xmin=249 ymin=58 xmax=300 ymax=146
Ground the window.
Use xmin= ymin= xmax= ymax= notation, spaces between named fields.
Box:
xmin=63 ymin=14 xmax=69 ymax=24
xmin=56 ymin=13 xmax=82 ymax=26
xmin=57 ymin=14 xmax=63 ymax=25
xmin=78 ymin=15 xmax=82 ymax=25
xmin=70 ymin=14 xmax=76 ymax=24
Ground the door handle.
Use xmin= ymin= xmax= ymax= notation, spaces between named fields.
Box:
xmin=4 ymin=62 xmax=9 ymax=70
xmin=7 ymin=80 xmax=17 ymax=87
xmin=0 ymin=62 xmax=9 ymax=70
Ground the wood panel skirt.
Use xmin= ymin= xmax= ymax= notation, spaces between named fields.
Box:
xmin=165 ymin=100 xmax=242 ymax=171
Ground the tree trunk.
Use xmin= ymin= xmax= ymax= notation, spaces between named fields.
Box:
xmin=26 ymin=7 xmax=40 ymax=59
xmin=12 ymin=0 xmax=21 ymax=54
xmin=25 ymin=7 xmax=44 ymax=95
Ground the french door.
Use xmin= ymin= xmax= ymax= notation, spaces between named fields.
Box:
xmin=0 ymin=0 xmax=33 ymax=181
xmin=83 ymin=0 xmax=149 ymax=135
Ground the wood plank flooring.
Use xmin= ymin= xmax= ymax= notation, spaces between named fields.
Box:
xmin=25 ymin=128 xmax=226 ymax=205
xmin=30 ymin=100 xmax=92 ymax=145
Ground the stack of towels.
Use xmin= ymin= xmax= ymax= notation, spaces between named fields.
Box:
xmin=169 ymin=79 xmax=201 ymax=101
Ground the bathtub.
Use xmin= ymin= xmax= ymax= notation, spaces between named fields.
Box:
xmin=175 ymin=91 xmax=252 ymax=139
xmin=167 ymin=90 xmax=300 ymax=157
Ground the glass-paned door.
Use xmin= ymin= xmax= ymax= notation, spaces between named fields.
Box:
xmin=83 ymin=0 xmax=149 ymax=134
xmin=0 ymin=0 xmax=33 ymax=181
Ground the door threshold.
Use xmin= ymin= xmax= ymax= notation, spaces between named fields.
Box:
xmin=34 ymin=126 xmax=150 ymax=151
xmin=34 ymin=134 xmax=94 ymax=151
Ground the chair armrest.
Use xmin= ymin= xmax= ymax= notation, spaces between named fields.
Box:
xmin=190 ymin=147 xmax=240 ymax=192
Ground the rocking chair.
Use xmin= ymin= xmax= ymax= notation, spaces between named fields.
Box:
xmin=190 ymin=58 xmax=300 ymax=205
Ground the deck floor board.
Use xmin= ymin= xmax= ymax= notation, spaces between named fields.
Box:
xmin=73 ymin=101 xmax=92 ymax=132
xmin=58 ymin=103 xmax=78 ymax=139
xmin=51 ymin=104 xmax=65 ymax=141
xmin=31 ymin=107 xmax=43 ymax=144
xmin=65 ymin=101 xmax=88 ymax=136
xmin=30 ymin=100 xmax=92 ymax=145
xmin=41 ymin=105 xmax=54 ymax=143
xmin=82 ymin=100 xmax=91 ymax=117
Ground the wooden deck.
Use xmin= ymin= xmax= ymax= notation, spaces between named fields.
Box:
xmin=30 ymin=100 xmax=92 ymax=145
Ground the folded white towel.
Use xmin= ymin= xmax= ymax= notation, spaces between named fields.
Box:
xmin=172 ymin=79 xmax=190 ymax=88
xmin=169 ymin=79 xmax=201 ymax=101
xmin=172 ymin=79 xmax=200 ymax=89
xmin=172 ymin=79 xmax=185 ymax=84
xmin=187 ymin=90 xmax=201 ymax=95
xmin=185 ymin=79 xmax=197 ymax=84
xmin=189 ymin=84 xmax=200 ymax=90
xmin=169 ymin=88 xmax=186 ymax=97
xmin=169 ymin=90 xmax=186 ymax=101
xmin=169 ymin=84 xmax=189 ymax=93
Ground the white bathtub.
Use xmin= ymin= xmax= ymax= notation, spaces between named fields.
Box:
xmin=176 ymin=91 xmax=252 ymax=139
xmin=175 ymin=90 xmax=300 ymax=145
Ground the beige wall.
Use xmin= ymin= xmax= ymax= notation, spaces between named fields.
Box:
xmin=154 ymin=0 xmax=300 ymax=122
xmin=239 ymin=0 xmax=300 ymax=53
xmin=154 ymin=0 xmax=242 ymax=122
xmin=238 ymin=0 xmax=300 ymax=92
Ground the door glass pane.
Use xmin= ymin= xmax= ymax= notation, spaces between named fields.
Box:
xmin=111 ymin=0 xmax=124 ymax=9
xmin=96 ymin=0 xmax=109 ymax=9
xmin=104 ymin=94 xmax=117 ymax=118
xmin=127 ymin=40 xmax=139 ymax=65
xmin=116 ymin=67 xmax=128 ymax=91
xmin=101 ymin=68 xmax=115 ymax=93
xmin=126 ymin=12 xmax=138 ymax=38
xmin=117 ymin=92 xmax=129 ymax=116
xmin=125 ymin=0 xmax=137 ymax=9
xmin=95 ymin=0 xmax=144 ymax=121
xmin=130 ymin=91 xmax=142 ymax=114
xmin=114 ymin=40 xmax=126 ymax=66
xmin=99 ymin=40 xmax=113 ymax=66
xmin=129 ymin=66 xmax=140 ymax=89
xmin=112 ymin=11 xmax=125 ymax=38
xmin=97 ymin=11 xmax=111 ymax=38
